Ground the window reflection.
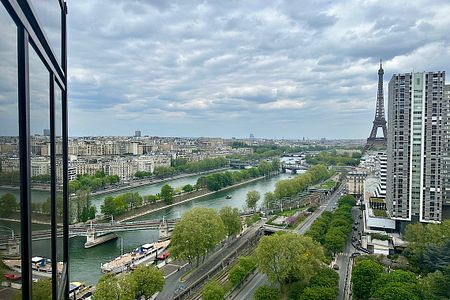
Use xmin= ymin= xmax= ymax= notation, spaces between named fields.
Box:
xmin=0 ymin=1 xmax=21 ymax=286
xmin=55 ymin=83 xmax=64 ymax=289
xmin=29 ymin=44 xmax=54 ymax=295
xmin=29 ymin=0 xmax=62 ymax=64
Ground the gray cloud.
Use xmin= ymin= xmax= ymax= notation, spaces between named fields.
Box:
xmin=61 ymin=0 xmax=450 ymax=138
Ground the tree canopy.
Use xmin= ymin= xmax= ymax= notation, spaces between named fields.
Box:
xmin=404 ymin=220 xmax=450 ymax=273
xmin=305 ymin=150 xmax=361 ymax=166
xmin=171 ymin=207 xmax=226 ymax=265
xmin=246 ymin=190 xmax=260 ymax=211
xmin=306 ymin=195 xmax=354 ymax=257
xmin=253 ymin=285 xmax=279 ymax=300
xmin=219 ymin=206 xmax=242 ymax=237
xmin=351 ymin=257 xmax=384 ymax=300
xmin=130 ymin=265 xmax=164 ymax=299
xmin=71 ymin=189 xmax=97 ymax=223
xmin=160 ymin=184 xmax=174 ymax=204
xmin=0 ymin=193 xmax=17 ymax=215
xmin=94 ymin=266 xmax=164 ymax=300
xmin=273 ymin=165 xmax=331 ymax=200
xmin=69 ymin=172 xmax=119 ymax=194
xmin=202 ymin=281 xmax=225 ymax=300
xmin=256 ymin=233 xmax=325 ymax=289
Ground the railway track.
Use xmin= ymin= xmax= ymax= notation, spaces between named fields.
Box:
xmin=188 ymin=247 xmax=255 ymax=300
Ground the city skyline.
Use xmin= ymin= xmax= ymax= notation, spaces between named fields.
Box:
xmin=62 ymin=1 xmax=450 ymax=138
xmin=3 ymin=2 xmax=450 ymax=299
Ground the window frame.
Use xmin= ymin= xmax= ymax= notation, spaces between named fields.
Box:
xmin=0 ymin=0 xmax=68 ymax=299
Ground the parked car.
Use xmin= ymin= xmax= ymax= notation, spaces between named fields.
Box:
xmin=158 ymin=251 xmax=169 ymax=260
xmin=333 ymin=264 xmax=340 ymax=270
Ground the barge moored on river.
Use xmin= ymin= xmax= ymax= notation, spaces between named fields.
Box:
xmin=3 ymin=256 xmax=62 ymax=279
xmin=100 ymin=240 xmax=170 ymax=274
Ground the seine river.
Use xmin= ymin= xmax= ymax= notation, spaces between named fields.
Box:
xmin=0 ymin=173 xmax=290 ymax=285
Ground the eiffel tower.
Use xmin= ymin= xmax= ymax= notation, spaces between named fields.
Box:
xmin=366 ymin=60 xmax=387 ymax=149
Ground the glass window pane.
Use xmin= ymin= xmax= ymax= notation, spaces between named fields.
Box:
xmin=29 ymin=43 xmax=53 ymax=297
xmin=29 ymin=0 xmax=62 ymax=64
xmin=0 ymin=5 xmax=21 ymax=300
xmin=55 ymin=83 xmax=64 ymax=289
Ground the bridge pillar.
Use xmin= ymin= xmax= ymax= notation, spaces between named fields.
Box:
xmin=6 ymin=239 xmax=20 ymax=257
xmin=159 ymin=220 xmax=169 ymax=240
xmin=86 ymin=228 xmax=97 ymax=245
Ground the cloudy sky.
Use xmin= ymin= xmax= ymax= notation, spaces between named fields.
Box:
xmin=65 ymin=0 xmax=450 ymax=139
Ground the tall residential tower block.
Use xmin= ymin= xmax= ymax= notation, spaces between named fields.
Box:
xmin=386 ymin=71 xmax=446 ymax=224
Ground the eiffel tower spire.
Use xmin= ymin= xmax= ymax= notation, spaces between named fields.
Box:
xmin=366 ymin=59 xmax=387 ymax=149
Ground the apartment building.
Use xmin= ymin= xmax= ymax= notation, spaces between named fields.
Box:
xmin=443 ymin=85 xmax=450 ymax=205
xmin=386 ymin=71 xmax=446 ymax=223
xmin=374 ymin=152 xmax=387 ymax=199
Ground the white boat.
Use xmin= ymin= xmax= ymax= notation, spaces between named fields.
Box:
xmin=100 ymin=240 xmax=170 ymax=274
xmin=69 ymin=282 xmax=94 ymax=300
xmin=3 ymin=256 xmax=62 ymax=279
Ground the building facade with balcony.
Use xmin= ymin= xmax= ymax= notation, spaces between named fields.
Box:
xmin=387 ymin=72 xmax=446 ymax=224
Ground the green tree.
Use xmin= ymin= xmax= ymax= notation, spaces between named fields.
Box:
xmin=421 ymin=240 xmax=450 ymax=272
xmin=116 ymin=192 xmax=143 ymax=209
xmin=117 ymin=275 xmax=137 ymax=300
xmin=171 ymin=207 xmax=225 ymax=265
xmin=253 ymin=285 xmax=279 ymax=300
xmin=300 ymin=287 xmax=337 ymax=300
xmin=93 ymin=273 xmax=120 ymax=300
xmin=229 ymin=264 xmax=247 ymax=286
xmin=404 ymin=220 xmax=450 ymax=273
xmin=324 ymin=227 xmax=347 ymax=255
xmin=134 ymin=171 xmax=151 ymax=179
xmin=219 ymin=206 xmax=242 ymax=237
xmin=371 ymin=282 xmax=420 ymax=300
xmin=263 ymin=192 xmax=276 ymax=208
xmin=271 ymin=158 xmax=281 ymax=172
xmin=202 ymin=281 xmax=225 ymax=300
xmin=32 ymin=279 xmax=52 ymax=300
xmin=0 ymin=193 xmax=17 ymax=215
xmin=160 ymin=184 xmax=174 ymax=204
xmin=153 ymin=166 xmax=176 ymax=179
xmin=421 ymin=268 xmax=450 ymax=299
xmin=258 ymin=160 xmax=272 ymax=175
xmin=256 ymin=233 xmax=325 ymax=292
xmin=130 ymin=265 xmax=164 ymax=299
xmin=101 ymin=194 xmax=128 ymax=218
xmin=146 ymin=194 xmax=159 ymax=203
xmin=80 ymin=205 xmax=96 ymax=222
xmin=182 ymin=184 xmax=194 ymax=193
xmin=101 ymin=196 xmax=116 ymax=216
xmin=72 ymin=189 xmax=92 ymax=222
xmin=69 ymin=180 xmax=81 ymax=193
xmin=91 ymin=177 xmax=103 ymax=190
xmin=246 ymin=190 xmax=260 ymax=211
xmin=352 ymin=258 xmax=384 ymax=300
xmin=109 ymin=175 xmax=120 ymax=184
xmin=93 ymin=273 xmax=137 ymax=300
xmin=309 ymin=267 xmax=339 ymax=288
xmin=239 ymin=256 xmax=257 ymax=273
xmin=40 ymin=197 xmax=51 ymax=215
xmin=338 ymin=195 xmax=356 ymax=207
xmin=370 ymin=270 xmax=421 ymax=299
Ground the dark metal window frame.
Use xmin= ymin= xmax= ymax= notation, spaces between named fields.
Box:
xmin=1 ymin=0 xmax=68 ymax=299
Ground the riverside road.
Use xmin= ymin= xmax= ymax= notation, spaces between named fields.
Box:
xmin=230 ymin=181 xmax=347 ymax=299
xmin=155 ymin=220 xmax=264 ymax=300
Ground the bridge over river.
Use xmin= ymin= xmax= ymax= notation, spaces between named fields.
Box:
xmin=0 ymin=218 xmax=179 ymax=251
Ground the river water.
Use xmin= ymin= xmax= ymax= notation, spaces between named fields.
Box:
xmin=0 ymin=173 xmax=290 ymax=285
